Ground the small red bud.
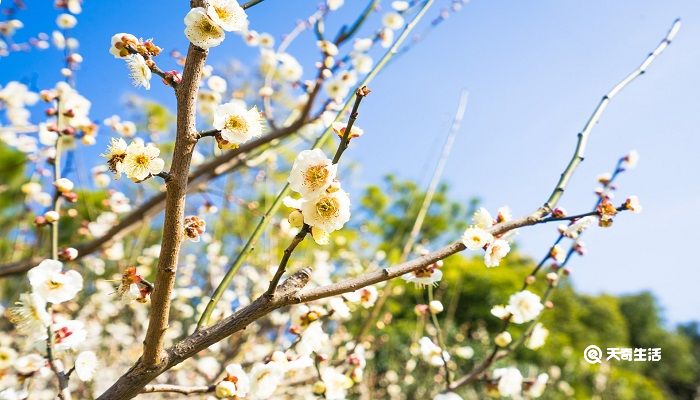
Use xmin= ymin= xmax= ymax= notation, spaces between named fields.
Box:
xmin=58 ymin=247 xmax=79 ymax=261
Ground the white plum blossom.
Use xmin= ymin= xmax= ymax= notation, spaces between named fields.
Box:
xmin=207 ymin=75 xmax=228 ymax=93
xmin=14 ymin=354 xmax=45 ymax=375
xmin=28 ymin=259 xmax=83 ymax=304
xmin=56 ymin=13 xmax=77 ymax=29
xmin=559 ymin=215 xmax=596 ymax=239
xmin=297 ymin=321 xmax=329 ymax=358
xmin=216 ymin=380 xmax=238 ymax=398
xmin=213 ymin=101 xmax=264 ymax=146
xmin=403 ymin=265 xmax=443 ymax=287
xmin=462 ymin=226 xmax=494 ymax=250
xmin=0 ymin=347 xmax=17 ymax=370
xmin=392 ymin=1 xmax=410 ymax=11
xmin=353 ymin=38 xmax=373 ymax=52
xmin=327 ymin=0 xmax=344 ymax=10
xmin=74 ymin=351 xmax=97 ymax=381
xmin=248 ymin=361 xmax=284 ymax=400
xmin=472 ymin=207 xmax=494 ymax=229
xmin=624 ymin=195 xmax=643 ymax=213
xmin=321 ymin=367 xmax=353 ymax=400
xmin=276 ymin=52 xmax=303 ymax=82
xmin=623 ymin=149 xmax=639 ymax=169
xmin=382 ymin=12 xmax=405 ymax=30
xmin=184 ymin=7 xmax=226 ymax=49
xmin=351 ymin=53 xmax=373 ymax=74
xmin=206 ymin=0 xmax=248 ymax=32
xmin=418 ymin=336 xmax=449 ymax=366
xmin=52 ymin=319 xmax=87 ymax=352
xmin=125 ymin=54 xmax=152 ymax=90
xmin=493 ymin=367 xmax=523 ymax=397
xmin=507 ymin=290 xmax=544 ymax=324
xmin=343 ymin=286 xmax=378 ymax=308
xmin=7 ymin=292 xmax=51 ymax=341
xmin=526 ymin=323 xmax=549 ymax=350
xmin=122 ymin=141 xmax=165 ymax=182
xmin=317 ymin=40 xmax=339 ymax=56
xmin=527 ymin=373 xmax=549 ymax=398
xmin=434 ymin=392 xmax=463 ymax=400
xmin=288 ymin=149 xmax=338 ymax=199
xmin=484 ymin=239 xmax=511 ymax=267
xmin=223 ymin=363 xmax=250 ymax=397
xmin=300 ymin=188 xmax=351 ymax=233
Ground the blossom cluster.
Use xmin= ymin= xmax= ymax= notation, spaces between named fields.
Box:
xmin=4 ymin=260 xmax=97 ymax=393
xmin=184 ymin=0 xmax=248 ymax=50
xmin=286 ymin=149 xmax=351 ymax=245
xmin=462 ymin=206 xmax=515 ymax=267
xmin=101 ymin=137 xmax=165 ymax=182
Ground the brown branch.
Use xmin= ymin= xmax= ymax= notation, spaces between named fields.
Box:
xmin=242 ymin=0 xmax=265 ymax=9
xmin=142 ymin=37 xmax=208 ymax=368
xmin=266 ymin=224 xmax=311 ymax=296
xmin=140 ymin=384 xmax=214 ymax=395
xmin=0 ymin=93 xmax=320 ymax=279
xmin=97 ymin=269 xmax=313 ymax=399
xmin=331 ymin=86 xmax=370 ymax=164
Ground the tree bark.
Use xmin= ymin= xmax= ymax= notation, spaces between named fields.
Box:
xmin=142 ymin=43 xmax=208 ymax=368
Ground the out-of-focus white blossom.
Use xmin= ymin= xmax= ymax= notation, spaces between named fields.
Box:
xmin=28 ymin=259 xmax=83 ymax=304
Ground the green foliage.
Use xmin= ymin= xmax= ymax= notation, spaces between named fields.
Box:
xmin=352 ymin=179 xmax=699 ymax=399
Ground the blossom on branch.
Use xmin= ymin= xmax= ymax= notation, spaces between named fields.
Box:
xmin=288 ymin=149 xmax=338 ymax=199
xmin=206 ymin=0 xmax=248 ymax=32
xmin=125 ymin=54 xmax=152 ymax=90
xmin=213 ymin=101 xmax=264 ymax=147
xmin=28 ymin=259 xmax=83 ymax=304
xmin=184 ymin=7 xmax=226 ymax=49
xmin=122 ymin=140 xmax=165 ymax=182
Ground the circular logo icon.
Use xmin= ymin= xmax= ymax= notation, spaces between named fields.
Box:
xmin=584 ymin=345 xmax=603 ymax=364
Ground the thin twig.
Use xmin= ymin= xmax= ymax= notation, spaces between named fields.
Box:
xmin=140 ymin=384 xmax=215 ymax=394
xmin=266 ymin=225 xmax=311 ymax=296
xmin=540 ymin=18 xmax=681 ymax=214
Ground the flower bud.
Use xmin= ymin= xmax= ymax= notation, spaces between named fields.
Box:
xmin=58 ymin=247 xmax=79 ymax=261
xmin=429 ymin=300 xmax=444 ymax=314
xmin=54 ymin=178 xmax=74 ymax=193
xmin=551 ymin=208 xmax=567 ymax=218
xmin=414 ymin=304 xmax=429 ymax=316
xmin=62 ymin=192 xmax=78 ymax=203
xmin=312 ymin=381 xmax=326 ymax=395
xmin=288 ymin=210 xmax=303 ymax=228
xmin=183 ymin=216 xmax=206 ymax=242
xmin=494 ymin=331 xmax=512 ymax=347
xmin=525 ymin=275 xmax=536 ymax=285
xmin=44 ymin=210 xmax=60 ymax=223
xmin=259 ymin=86 xmax=274 ymax=97
xmin=545 ymin=272 xmax=558 ymax=284
xmin=215 ymin=380 xmax=237 ymax=398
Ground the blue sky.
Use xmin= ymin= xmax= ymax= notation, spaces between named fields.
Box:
xmin=2 ymin=0 xmax=699 ymax=324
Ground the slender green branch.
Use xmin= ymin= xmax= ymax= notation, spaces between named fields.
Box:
xmin=540 ymin=18 xmax=681 ymax=214
xmin=242 ymin=0 xmax=266 ymax=10
xmin=334 ymin=0 xmax=380 ymax=45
